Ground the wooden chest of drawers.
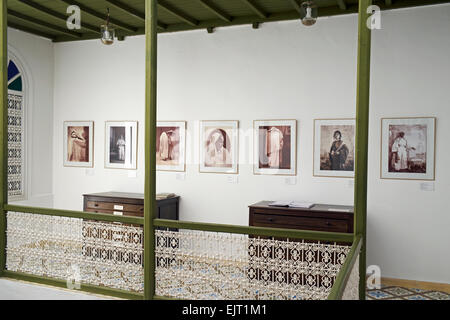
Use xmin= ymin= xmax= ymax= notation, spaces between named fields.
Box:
xmin=249 ymin=201 xmax=353 ymax=234
xmin=83 ymin=191 xmax=179 ymax=220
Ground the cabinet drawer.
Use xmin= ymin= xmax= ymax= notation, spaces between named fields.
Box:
xmin=86 ymin=201 xmax=144 ymax=213
xmin=252 ymin=213 xmax=348 ymax=233
xmin=85 ymin=207 xmax=143 ymax=217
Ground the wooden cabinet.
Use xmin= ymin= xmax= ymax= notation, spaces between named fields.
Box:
xmin=249 ymin=201 xmax=353 ymax=234
xmin=83 ymin=191 xmax=179 ymax=220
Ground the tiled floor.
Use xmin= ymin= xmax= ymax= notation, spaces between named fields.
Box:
xmin=366 ymin=284 xmax=449 ymax=300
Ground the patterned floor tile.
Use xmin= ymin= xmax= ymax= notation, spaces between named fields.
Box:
xmin=404 ymin=294 xmax=431 ymax=300
xmin=409 ymin=288 xmax=427 ymax=293
xmin=366 ymin=289 xmax=394 ymax=299
xmin=423 ymin=291 xmax=450 ymax=300
xmin=366 ymin=285 xmax=449 ymax=301
xmin=383 ymin=286 xmax=414 ymax=296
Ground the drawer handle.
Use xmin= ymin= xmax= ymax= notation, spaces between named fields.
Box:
xmin=94 ymin=203 xmax=99 ymax=207
xmin=325 ymin=221 xmax=332 ymax=226
xmin=267 ymin=218 xmax=274 ymax=222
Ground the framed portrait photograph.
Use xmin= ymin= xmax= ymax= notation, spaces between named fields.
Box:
xmin=313 ymin=119 xmax=355 ymax=178
xmin=105 ymin=121 xmax=138 ymax=170
xmin=199 ymin=120 xmax=239 ymax=174
xmin=381 ymin=117 xmax=436 ymax=180
xmin=253 ymin=120 xmax=296 ymax=175
xmin=156 ymin=121 xmax=186 ymax=172
xmin=63 ymin=121 xmax=94 ymax=168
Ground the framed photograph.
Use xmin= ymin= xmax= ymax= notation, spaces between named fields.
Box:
xmin=313 ymin=119 xmax=355 ymax=178
xmin=63 ymin=121 xmax=94 ymax=168
xmin=253 ymin=120 xmax=296 ymax=175
xmin=156 ymin=121 xmax=186 ymax=172
xmin=105 ymin=121 xmax=138 ymax=170
xmin=381 ymin=117 xmax=436 ymax=180
xmin=199 ymin=120 xmax=239 ymax=174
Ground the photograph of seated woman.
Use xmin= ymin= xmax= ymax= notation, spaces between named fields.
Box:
xmin=67 ymin=126 xmax=89 ymax=163
xmin=320 ymin=127 xmax=354 ymax=171
xmin=204 ymin=128 xmax=232 ymax=168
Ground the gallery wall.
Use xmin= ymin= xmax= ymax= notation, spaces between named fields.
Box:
xmin=51 ymin=4 xmax=450 ymax=284
xmin=8 ymin=28 xmax=54 ymax=208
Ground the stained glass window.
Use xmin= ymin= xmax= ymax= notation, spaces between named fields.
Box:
xmin=7 ymin=59 xmax=25 ymax=199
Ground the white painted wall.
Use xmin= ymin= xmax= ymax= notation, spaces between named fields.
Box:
xmin=50 ymin=5 xmax=449 ymax=283
xmin=8 ymin=28 xmax=54 ymax=207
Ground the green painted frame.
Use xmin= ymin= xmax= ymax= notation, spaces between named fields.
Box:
xmin=0 ymin=0 xmax=372 ymax=300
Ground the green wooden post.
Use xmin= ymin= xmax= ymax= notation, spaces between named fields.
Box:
xmin=354 ymin=0 xmax=372 ymax=300
xmin=144 ymin=0 xmax=157 ymax=300
xmin=0 ymin=0 xmax=7 ymax=277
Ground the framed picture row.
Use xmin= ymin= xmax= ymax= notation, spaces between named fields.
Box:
xmin=63 ymin=117 xmax=436 ymax=181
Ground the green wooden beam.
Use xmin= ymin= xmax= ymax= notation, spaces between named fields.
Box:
xmin=0 ymin=0 xmax=6 ymax=278
xmin=17 ymin=0 xmax=100 ymax=34
xmin=252 ymin=22 xmax=260 ymax=29
xmin=206 ymin=26 xmax=214 ymax=33
xmin=105 ymin=0 xmax=167 ymax=30
xmin=327 ymin=235 xmax=362 ymax=300
xmin=59 ymin=0 xmax=138 ymax=33
xmin=4 ymin=204 xmax=144 ymax=225
xmin=144 ymin=0 xmax=158 ymax=301
xmin=354 ymin=0 xmax=372 ymax=301
xmin=385 ymin=0 xmax=393 ymax=5
xmin=3 ymin=270 xmax=143 ymax=300
xmin=198 ymin=0 xmax=232 ymax=23
xmin=8 ymin=9 xmax=82 ymax=38
xmin=158 ymin=0 xmax=198 ymax=27
xmin=337 ymin=0 xmax=347 ymax=10
xmin=154 ymin=219 xmax=354 ymax=243
xmin=240 ymin=0 xmax=269 ymax=19
xmin=7 ymin=22 xmax=55 ymax=40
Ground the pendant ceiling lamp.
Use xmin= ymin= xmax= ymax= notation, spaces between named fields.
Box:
xmin=300 ymin=1 xmax=318 ymax=26
xmin=100 ymin=8 xmax=115 ymax=45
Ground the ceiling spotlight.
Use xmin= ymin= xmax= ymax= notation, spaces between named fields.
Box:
xmin=300 ymin=1 xmax=318 ymax=26
xmin=100 ymin=8 xmax=115 ymax=45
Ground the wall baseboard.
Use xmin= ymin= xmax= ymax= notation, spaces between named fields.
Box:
xmin=381 ymin=277 xmax=450 ymax=293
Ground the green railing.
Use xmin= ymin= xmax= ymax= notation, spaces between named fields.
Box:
xmin=1 ymin=204 xmax=357 ymax=300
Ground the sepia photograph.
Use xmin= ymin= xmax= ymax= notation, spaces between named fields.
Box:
xmin=156 ymin=121 xmax=186 ymax=172
xmin=63 ymin=121 xmax=93 ymax=167
xmin=105 ymin=121 xmax=138 ymax=169
xmin=314 ymin=119 xmax=355 ymax=178
xmin=254 ymin=120 xmax=296 ymax=175
xmin=381 ymin=117 xmax=435 ymax=180
xmin=199 ymin=120 xmax=238 ymax=174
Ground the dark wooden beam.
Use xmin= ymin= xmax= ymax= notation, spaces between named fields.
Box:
xmin=158 ymin=0 xmax=198 ymax=26
xmin=198 ymin=0 xmax=232 ymax=23
xmin=252 ymin=22 xmax=260 ymax=29
xmin=385 ymin=0 xmax=393 ymax=5
xmin=337 ymin=0 xmax=347 ymax=10
xmin=59 ymin=0 xmax=137 ymax=32
xmin=104 ymin=0 xmax=167 ymax=30
xmin=8 ymin=9 xmax=82 ymax=38
xmin=206 ymin=26 xmax=214 ymax=33
xmin=7 ymin=22 xmax=55 ymax=40
xmin=240 ymin=0 xmax=269 ymax=19
xmin=17 ymin=0 xmax=100 ymax=34
xmin=288 ymin=0 xmax=302 ymax=15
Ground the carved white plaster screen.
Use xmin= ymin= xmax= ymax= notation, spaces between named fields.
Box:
xmin=6 ymin=212 xmax=144 ymax=292
xmin=155 ymin=229 xmax=352 ymax=300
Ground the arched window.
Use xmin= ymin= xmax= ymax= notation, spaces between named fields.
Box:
xmin=7 ymin=59 xmax=25 ymax=200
